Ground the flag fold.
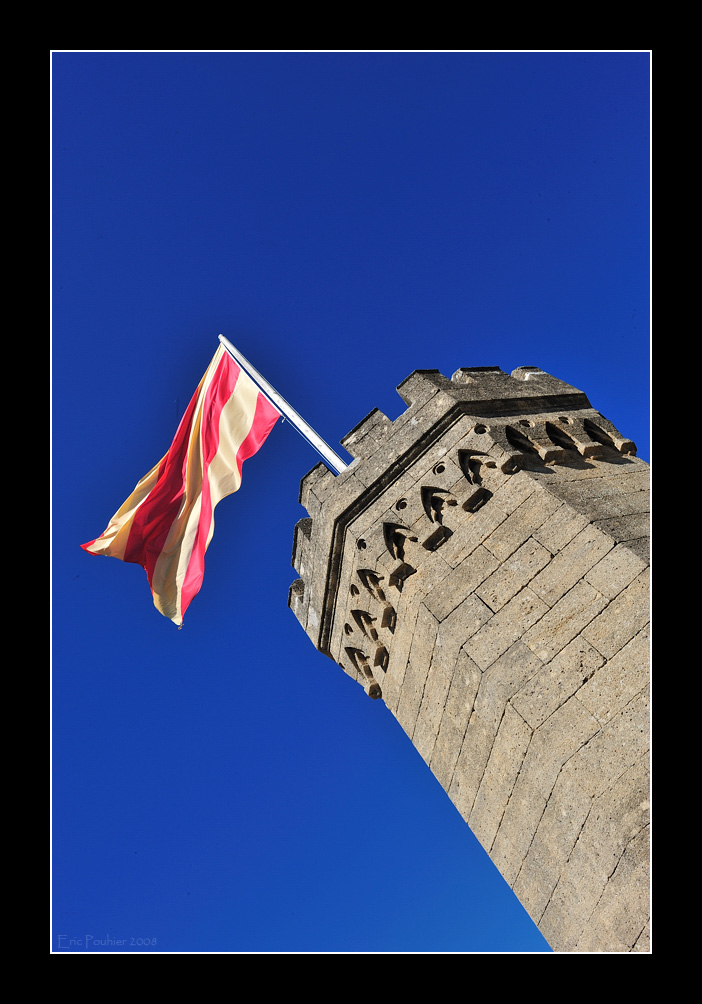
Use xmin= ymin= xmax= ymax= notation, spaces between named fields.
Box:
xmin=82 ymin=345 xmax=280 ymax=626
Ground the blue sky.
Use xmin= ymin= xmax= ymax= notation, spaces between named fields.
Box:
xmin=52 ymin=51 xmax=650 ymax=953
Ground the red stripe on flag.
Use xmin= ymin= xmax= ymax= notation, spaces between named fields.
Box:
xmin=176 ymin=352 xmax=241 ymax=617
xmin=179 ymin=380 xmax=279 ymax=618
xmin=122 ymin=359 xmax=236 ymax=581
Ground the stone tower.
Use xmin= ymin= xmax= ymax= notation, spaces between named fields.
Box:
xmin=288 ymin=365 xmax=650 ymax=953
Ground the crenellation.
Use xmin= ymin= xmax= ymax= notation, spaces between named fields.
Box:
xmin=287 ymin=362 xmax=649 ymax=952
xmin=287 ymin=577 xmax=308 ymax=630
xmin=291 ymin=516 xmax=313 ymax=577
xmin=396 ymin=369 xmax=450 ymax=409
xmin=298 ymin=460 xmax=333 ymax=515
xmin=340 ymin=407 xmax=393 ymax=462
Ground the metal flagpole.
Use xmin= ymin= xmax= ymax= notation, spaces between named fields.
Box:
xmin=218 ymin=334 xmax=349 ymax=475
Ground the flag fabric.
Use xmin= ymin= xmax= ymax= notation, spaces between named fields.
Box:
xmin=81 ymin=345 xmax=280 ymax=626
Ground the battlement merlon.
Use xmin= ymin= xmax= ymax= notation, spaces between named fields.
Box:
xmin=288 ymin=365 xmax=638 ymax=654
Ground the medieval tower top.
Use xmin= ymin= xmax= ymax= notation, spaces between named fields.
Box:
xmin=288 ymin=365 xmax=649 ymax=953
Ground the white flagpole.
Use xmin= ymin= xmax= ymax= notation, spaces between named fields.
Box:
xmin=218 ymin=334 xmax=349 ymax=475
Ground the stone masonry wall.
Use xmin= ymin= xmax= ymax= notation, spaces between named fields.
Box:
xmin=288 ymin=366 xmax=649 ymax=953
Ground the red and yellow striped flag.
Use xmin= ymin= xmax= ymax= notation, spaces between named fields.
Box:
xmin=81 ymin=345 xmax=280 ymax=626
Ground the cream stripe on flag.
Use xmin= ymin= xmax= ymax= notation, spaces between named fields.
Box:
xmin=82 ymin=345 xmax=280 ymax=626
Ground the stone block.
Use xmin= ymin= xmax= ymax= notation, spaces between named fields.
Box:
xmin=395 ymin=603 xmax=440 ymax=735
xmin=465 ymin=590 xmax=549 ymax=671
xmin=529 ymin=525 xmax=614 ymax=608
xmin=585 ymin=489 xmax=650 ymax=519
xmin=489 ymin=774 xmax=546 ymax=885
xmin=437 ymin=593 xmax=493 ymax=652
xmin=448 ymin=711 xmax=496 ymax=822
xmin=517 ymin=696 xmax=600 ymax=799
xmin=381 ymin=595 xmax=422 ymax=712
xmin=554 ymin=468 xmax=649 ymax=501
xmin=405 ymin=548 xmax=455 ymax=606
xmin=473 ymin=641 xmax=544 ymax=729
xmin=510 ymin=636 xmax=605 ymax=729
xmin=532 ymin=502 xmax=590 ymax=555
xmin=429 ymin=716 xmax=466 ymax=793
xmin=523 ymin=580 xmax=607 ymax=664
xmin=412 ymin=447 xmax=465 ymax=493
xmin=413 ymin=648 xmax=458 ymax=765
xmin=439 ymin=499 xmax=511 ymax=568
xmin=561 ymin=689 xmax=650 ymax=798
xmin=469 ymin=704 xmax=532 ymax=853
xmin=511 ymin=773 xmax=592 ymax=924
xmin=475 ymin=538 xmax=552 ymax=612
xmin=625 ymin=536 xmax=650 ymax=564
xmin=490 ymin=470 xmax=541 ymax=513
xmin=574 ymin=825 xmax=650 ymax=952
xmin=538 ymin=864 xmax=597 ymax=952
xmin=424 ymin=547 xmax=498 ymax=622
xmin=574 ymin=755 xmax=650 ymax=878
xmin=633 ymin=921 xmax=651 ymax=953
xmin=442 ymin=647 xmax=482 ymax=733
xmin=483 ymin=487 xmax=561 ymax=562
xmin=581 ymin=567 xmax=650 ymax=659
xmin=577 ymin=625 xmax=650 ymax=725
xmin=592 ymin=512 xmax=650 ymax=544
xmin=541 ymin=757 xmax=649 ymax=952
xmin=584 ymin=542 xmax=649 ymax=599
